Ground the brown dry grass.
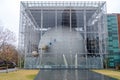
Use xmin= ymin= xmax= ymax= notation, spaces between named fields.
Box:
xmin=92 ymin=70 xmax=120 ymax=80
xmin=0 ymin=69 xmax=39 ymax=80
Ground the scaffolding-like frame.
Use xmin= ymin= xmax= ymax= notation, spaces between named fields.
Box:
xmin=19 ymin=1 xmax=107 ymax=69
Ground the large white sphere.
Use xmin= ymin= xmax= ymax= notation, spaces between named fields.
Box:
xmin=39 ymin=27 xmax=85 ymax=54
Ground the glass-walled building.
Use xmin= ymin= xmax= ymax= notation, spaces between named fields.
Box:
xmin=107 ymin=14 xmax=120 ymax=68
xmin=19 ymin=1 xmax=107 ymax=69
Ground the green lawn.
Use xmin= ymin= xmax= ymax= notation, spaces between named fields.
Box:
xmin=0 ymin=69 xmax=39 ymax=80
xmin=92 ymin=70 xmax=120 ymax=80
xmin=0 ymin=69 xmax=119 ymax=80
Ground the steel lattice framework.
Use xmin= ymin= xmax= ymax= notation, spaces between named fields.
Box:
xmin=19 ymin=1 xmax=107 ymax=69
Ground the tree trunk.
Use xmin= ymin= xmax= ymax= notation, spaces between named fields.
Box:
xmin=6 ymin=63 xmax=8 ymax=73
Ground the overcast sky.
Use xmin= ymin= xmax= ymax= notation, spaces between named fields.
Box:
xmin=0 ymin=0 xmax=120 ymax=41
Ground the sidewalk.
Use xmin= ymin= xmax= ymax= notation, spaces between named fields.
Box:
xmin=0 ymin=68 xmax=18 ymax=73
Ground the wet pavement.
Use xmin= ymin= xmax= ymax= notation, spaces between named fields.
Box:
xmin=34 ymin=70 xmax=117 ymax=80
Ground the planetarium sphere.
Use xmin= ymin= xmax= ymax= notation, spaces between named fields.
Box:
xmin=39 ymin=27 xmax=85 ymax=54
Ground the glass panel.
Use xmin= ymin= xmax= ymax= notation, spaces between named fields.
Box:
xmin=43 ymin=10 xmax=55 ymax=28
xmin=21 ymin=1 xmax=107 ymax=69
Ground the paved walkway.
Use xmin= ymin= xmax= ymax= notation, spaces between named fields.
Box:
xmin=0 ymin=68 xmax=17 ymax=73
xmin=34 ymin=70 xmax=117 ymax=80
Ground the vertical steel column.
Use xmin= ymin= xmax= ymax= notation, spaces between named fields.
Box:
xmin=55 ymin=9 xmax=57 ymax=29
xmin=22 ymin=11 xmax=28 ymax=68
xmin=103 ymin=3 xmax=107 ymax=56
xmin=19 ymin=3 xmax=23 ymax=68
xmin=24 ymin=17 xmax=28 ymax=68
xmin=55 ymin=7 xmax=58 ymax=67
xmin=40 ymin=3 xmax=43 ymax=67
xmin=101 ymin=3 xmax=107 ymax=68
xmin=98 ymin=2 xmax=103 ymax=68
xmin=69 ymin=4 xmax=72 ymax=68
xmin=70 ymin=3 xmax=72 ymax=32
xmin=83 ymin=3 xmax=87 ymax=69
xmin=23 ymin=13 xmax=27 ymax=68
xmin=104 ymin=4 xmax=108 ymax=68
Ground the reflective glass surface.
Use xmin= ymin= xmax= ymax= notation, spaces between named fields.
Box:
xmin=19 ymin=1 xmax=107 ymax=69
xmin=35 ymin=70 xmax=116 ymax=80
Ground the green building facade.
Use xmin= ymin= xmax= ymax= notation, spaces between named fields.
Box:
xmin=107 ymin=14 xmax=120 ymax=68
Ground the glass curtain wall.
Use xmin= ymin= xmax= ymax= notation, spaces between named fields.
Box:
xmin=19 ymin=1 xmax=107 ymax=69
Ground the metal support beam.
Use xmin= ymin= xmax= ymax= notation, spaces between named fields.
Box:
xmin=83 ymin=3 xmax=88 ymax=69
xmin=26 ymin=10 xmax=39 ymax=28
xmin=28 ymin=7 xmax=97 ymax=10
xmin=39 ymin=4 xmax=43 ymax=67
xmin=98 ymin=3 xmax=103 ymax=68
xmin=75 ymin=54 xmax=78 ymax=68
xmin=55 ymin=9 xmax=57 ymax=29
xmin=63 ymin=54 xmax=68 ymax=68
xmin=70 ymin=5 xmax=72 ymax=32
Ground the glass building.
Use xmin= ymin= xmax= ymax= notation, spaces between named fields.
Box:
xmin=19 ymin=1 xmax=107 ymax=69
xmin=107 ymin=14 xmax=120 ymax=68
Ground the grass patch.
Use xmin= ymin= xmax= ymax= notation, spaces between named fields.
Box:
xmin=27 ymin=74 xmax=37 ymax=79
xmin=92 ymin=69 xmax=120 ymax=80
xmin=0 ymin=69 xmax=39 ymax=80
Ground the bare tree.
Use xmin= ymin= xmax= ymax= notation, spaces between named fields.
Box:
xmin=0 ymin=28 xmax=16 ymax=48
xmin=0 ymin=27 xmax=17 ymax=72
xmin=0 ymin=44 xmax=19 ymax=72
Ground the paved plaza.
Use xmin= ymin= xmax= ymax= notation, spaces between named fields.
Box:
xmin=35 ymin=70 xmax=116 ymax=80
